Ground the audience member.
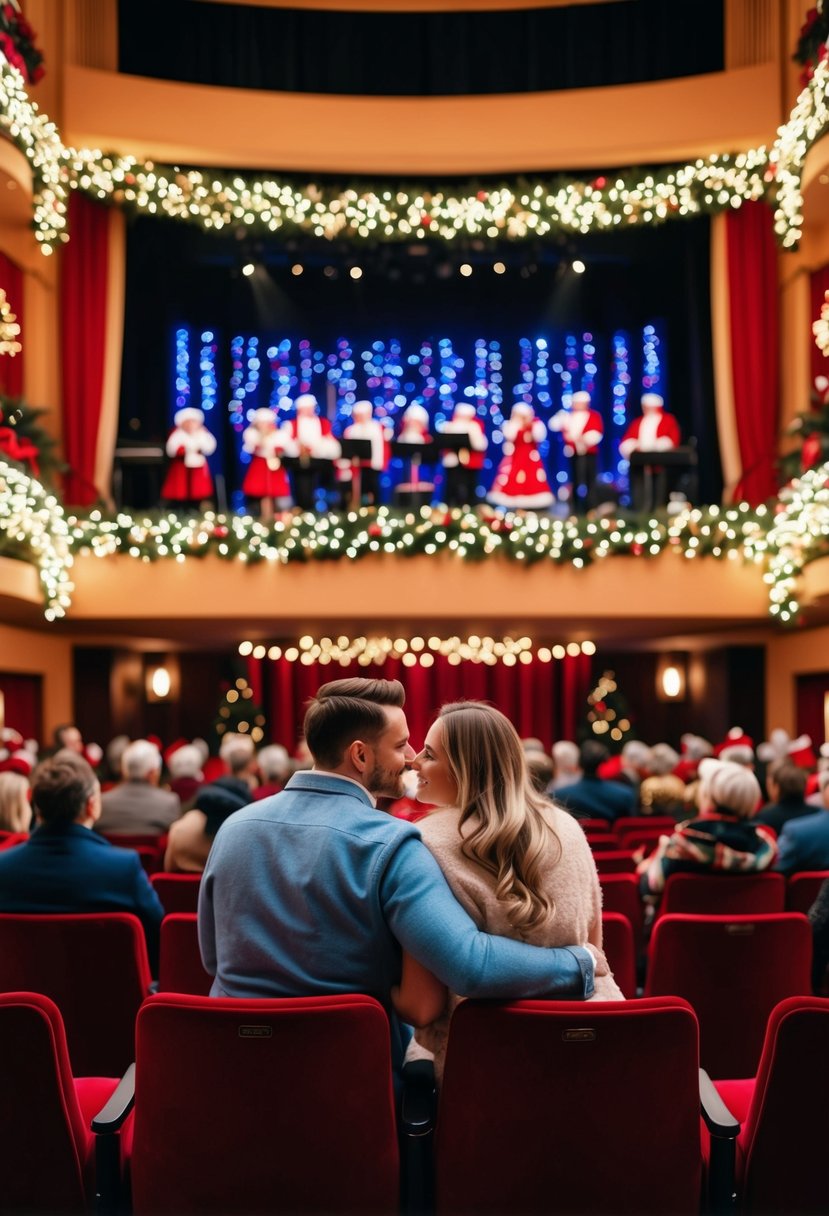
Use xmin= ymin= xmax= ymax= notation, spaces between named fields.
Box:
xmin=520 ymin=736 xmax=546 ymax=754
xmin=96 ymin=738 xmax=181 ymax=835
xmin=217 ymin=732 xmax=259 ymax=796
xmin=164 ymin=781 xmax=250 ymax=873
xmin=774 ymin=770 xmax=829 ymax=876
xmin=555 ymin=740 xmax=636 ymax=823
xmin=549 ymin=740 xmax=582 ymax=792
xmin=165 ymin=741 xmax=205 ymax=806
xmin=0 ymin=769 xmax=32 ymax=833
xmin=525 ymin=749 xmax=555 ymax=795
xmin=755 ymin=759 xmax=815 ymax=836
xmin=808 ymin=876 xmax=829 ymax=995
xmin=0 ymin=753 xmax=164 ymax=968
xmin=100 ymin=734 xmax=130 ymax=789
xmin=402 ymin=702 xmax=619 ymax=1081
xmin=638 ymin=757 xmax=777 ymax=899
xmin=639 ymin=743 xmax=686 ymax=818
xmin=52 ymin=723 xmax=84 ymax=755
xmin=198 ymin=678 xmax=596 ymax=1080
xmin=253 ymin=744 xmax=292 ymax=799
xmin=673 ymin=733 xmax=713 ymax=784
xmin=599 ymin=738 xmax=651 ymax=796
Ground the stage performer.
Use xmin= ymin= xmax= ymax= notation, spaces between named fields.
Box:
xmin=160 ymin=407 xmax=217 ymax=508
xmin=241 ymin=407 xmax=294 ymax=518
xmin=550 ymin=390 xmax=603 ymax=514
xmin=487 ymin=402 xmax=554 ymax=511
xmin=438 ymin=402 xmax=488 ymax=507
xmin=619 ymin=392 xmax=681 ymax=511
xmin=337 ymin=399 xmax=390 ymax=506
xmin=284 ymin=393 xmax=341 ymax=511
xmin=398 ymin=403 xmax=432 ymax=445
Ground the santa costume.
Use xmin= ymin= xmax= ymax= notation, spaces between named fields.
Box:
xmin=161 ymin=407 xmax=217 ymax=504
xmin=241 ymin=408 xmax=293 ymax=505
xmin=283 ymin=394 xmax=341 ymax=511
xmin=550 ymin=390 xmax=604 ymax=513
xmin=487 ymin=403 xmax=554 ymax=510
xmin=619 ymin=393 xmax=681 ymax=459
xmin=338 ymin=400 xmax=390 ymax=504
xmin=439 ymin=402 xmax=488 ymax=506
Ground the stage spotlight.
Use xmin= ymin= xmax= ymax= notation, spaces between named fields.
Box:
xmin=460 ymin=263 xmax=473 ymax=277
xmin=493 ymin=261 xmax=506 ymax=274
xmin=349 ymin=266 xmax=363 ymax=280
xmin=242 ymin=262 xmax=256 ymax=277
xmin=291 ymin=264 xmax=304 ymax=276
xmin=572 ymin=259 xmax=586 ymax=274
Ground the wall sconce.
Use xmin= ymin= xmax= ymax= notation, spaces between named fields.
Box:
xmin=656 ymin=655 xmax=687 ymax=701
xmin=145 ymin=658 xmax=179 ymax=703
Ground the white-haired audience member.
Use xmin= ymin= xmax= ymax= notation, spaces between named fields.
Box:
xmin=216 ymin=732 xmax=259 ymax=797
xmin=638 ymin=757 xmax=776 ymax=899
xmin=549 ymin=740 xmax=582 ymax=792
xmin=166 ymin=743 xmax=205 ymax=805
xmin=639 ymin=743 xmax=686 ymax=818
xmin=254 ymin=744 xmax=292 ymax=800
xmin=96 ymin=738 xmax=181 ymax=835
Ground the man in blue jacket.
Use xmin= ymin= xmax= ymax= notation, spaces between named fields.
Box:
xmin=0 ymin=751 xmax=164 ymax=970
xmin=199 ymin=677 xmax=598 ymax=1077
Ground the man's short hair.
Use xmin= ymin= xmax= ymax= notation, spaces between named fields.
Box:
xmin=32 ymin=753 xmax=97 ymax=826
xmin=220 ymin=734 xmax=256 ymax=776
xmin=303 ymin=679 xmax=406 ymax=770
xmin=121 ymin=739 xmax=162 ymax=781
xmin=768 ymin=759 xmax=807 ymax=801
xmin=580 ymin=739 xmax=610 ymax=777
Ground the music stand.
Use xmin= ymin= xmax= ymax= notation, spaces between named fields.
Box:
xmin=436 ymin=430 xmax=481 ymax=506
xmin=281 ymin=454 xmax=336 ymax=512
xmin=339 ymin=436 xmax=373 ymax=509
xmin=628 ymin=444 xmax=698 ymax=512
xmin=112 ymin=442 xmax=165 ymax=510
xmin=391 ymin=439 xmax=435 ymax=508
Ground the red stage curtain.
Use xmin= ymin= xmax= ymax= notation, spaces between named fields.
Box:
xmin=260 ymin=655 xmax=591 ymax=754
xmin=796 ymin=672 xmax=829 ymax=755
xmin=810 ymin=263 xmax=829 ymax=391
xmin=0 ymin=252 xmax=24 ymax=399
xmin=60 ymin=195 xmax=109 ymax=505
xmin=725 ymin=202 xmax=780 ymax=504
xmin=0 ymin=672 xmax=42 ymax=743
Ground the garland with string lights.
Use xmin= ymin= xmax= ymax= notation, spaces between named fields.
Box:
xmin=0 ymin=38 xmax=828 ymax=252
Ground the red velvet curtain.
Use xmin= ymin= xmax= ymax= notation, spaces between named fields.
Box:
xmin=254 ymin=653 xmax=592 ymax=753
xmin=60 ymin=195 xmax=110 ymax=505
xmin=796 ymin=672 xmax=829 ymax=752
xmin=0 ymin=252 xmax=24 ymax=399
xmin=810 ymin=264 xmax=829 ymax=391
xmin=725 ymin=202 xmax=780 ymax=504
xmin=0 ymin=672 xmax=42 ymax=743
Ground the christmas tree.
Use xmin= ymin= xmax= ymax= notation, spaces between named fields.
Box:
xmin=214 ymin=672 xmax=267 ymax=747
xmin=581 ymin=670 xmax=634 ymax=754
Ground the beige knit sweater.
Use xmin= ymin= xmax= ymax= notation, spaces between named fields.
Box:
xmin=407 ymin=802 xmax=624 ymax=1080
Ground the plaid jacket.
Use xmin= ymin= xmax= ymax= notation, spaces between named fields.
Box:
xmin=640 ymin=809 xmax=778 ymax=895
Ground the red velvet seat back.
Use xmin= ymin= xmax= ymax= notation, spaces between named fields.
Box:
xmin=645 ymin=913 xmax=813 ymax=1079
xmin=601 ymin=911 xmax=637 ymax=998
xmin=101 ymin=834 xmax=167 ymax=873
xmin=785 ymin=870 xmax=829 ymax=915
xmin=738 ymin=996 xmax=829 ymax=1214
xmin=131 ymin=992 xmax=399 ymax=1215
xmin=0 ymin=991 xmax=94 ymax=1214
xmin=436 ymin=997 xmax=701 ymax=1215
xmin=157 ymin=913 xmax=212 ymax=995
xmin=150 ymin=872 xmax=202 ymax=914
xmin=599 ymin=872 xmax=644 ymax=955
xmin=0 ymin=913 xmax=151 ymax=1076
xmin=659 ymin=872 xmax=786 ymax=917
xmin=615 ymin=816 xmax=676 ymax=843
xmin=592 ymin=849 xmax=637 ymax=874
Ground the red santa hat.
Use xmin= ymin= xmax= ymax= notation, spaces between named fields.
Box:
xmin=163 ymin=738 xmax=190 ymax=768
xmin=295 ymin=394 xmax=318 ymax=413
xmin=713 ymin=727 xmax=754 ymax=757
xmin=756 ymin=729 xmax=816 ymax=769
xmin=0 ymin=752 xmax=34 ymax=778
xmin=174 ymin=407 xmax=205 ymax=427
xmin=641 ymin=393 xmax=664 ymax=409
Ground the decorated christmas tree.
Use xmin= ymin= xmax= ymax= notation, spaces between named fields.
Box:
xmin=214 ymin=671 xmax=267 ymax=747
xmin=580 ymin=669 xmax=634 ymax=754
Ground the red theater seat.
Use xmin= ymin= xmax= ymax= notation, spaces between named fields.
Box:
xmin=157 ymin=913 xmax=212 ymax=995
xmin=786 ymin=870 xmax=829 ymax=915
xmin=601 ymin=911 xmax=637 ymax=998
xmin=658 ymin=871 xmax=786 ymax=919
xmin=599 ymin=872 xmax=645 ymax=957
xmin=615 ymin=816 xmax=677 ymax=844
xmin=0 ymin=991 xmax=128 ymax=1215
xmin=592 ymin=849 xmax=637 ymax=874
xmin=150 ymin=872 xmax=202 ymax=914
xmin=101 ymin=833 xmax=167 ymax=874
xmin=645 ymin=913 xmax=813 ymax=1079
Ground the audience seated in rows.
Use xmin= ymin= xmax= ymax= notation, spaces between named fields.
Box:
xmin=164 ymin=781 xmax=250 ymax=872
xmin=252 ymin=743 xmax=292 ymax=799
xmin=638 ymin=757 xmax=777 ymax=900
xmin=548 ymin=739 xmax=582 ymax=792
xmin=774 ymin=770 xmax=829 ymax=876
xmin=555 ymin=740 xmax=636 ymax=823
xmin=164 ymin=740 xmax=206 ymax=805
xmin=0 ymin=752 xmax=164 ymax=968
xmin=97 ymin=738 xmax=181 ymax=835
xmin=638 ymin=743 xmax=686 ymax=818
xmin=756 ymin=758 xmax=815 ymax=836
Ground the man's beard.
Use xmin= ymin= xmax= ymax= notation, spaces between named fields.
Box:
xmin=366 ymin=760 xmax=406 ymax=800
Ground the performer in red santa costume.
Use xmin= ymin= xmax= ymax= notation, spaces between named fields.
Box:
xmin=487 ymin=402 xmax=554 ymax=510
xmin=241 ymin=407 xmax=294 ymax=518
xmin=283 ymin=393 xmax=341 ymax=511
xmin=394 ymin=403 xmax=434 ymax=504
xmin=160 ymin=407 xmax=217 ymax=506
xmin=337 ymin=399 xmax=390 ymax=506
xmin=438 ymin=401 xmax=488 ymax=506
xmin=619 ymin=391 xmax=681 ymax=512
xmin=550 ymin=390 xmax=604 ymax=514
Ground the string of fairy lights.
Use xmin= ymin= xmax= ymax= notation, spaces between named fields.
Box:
xmin=238 ymin=634 xmax=597 ymax=668
xmin=0 ymin=38 xmax=827 ymax=252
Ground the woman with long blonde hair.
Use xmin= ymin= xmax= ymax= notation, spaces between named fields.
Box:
xmin=0 ymin=770 xmax=33 ymax=834
xmin=393 ymin=701 xmax=623 ymax=1080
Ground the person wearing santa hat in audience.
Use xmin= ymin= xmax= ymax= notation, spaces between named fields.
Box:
xmin=241 ymin=407 xmax=294 ymax=518
xmin=619 ymin=392 xmax=681 ymax=511
xmin=283 ymin=393 xmax=341 ymax=511
xmin=488 ymin=402 xmax=554 ymax=511
xmin=438 ymin=402 xmax=488 ymax=506
xmin=337 ymin=400 xmax=390 ymax=506
xmin=550 ymin=390 xmax=604 ymax=514
xmin=161 ymin=407 xmax=217 ymax=507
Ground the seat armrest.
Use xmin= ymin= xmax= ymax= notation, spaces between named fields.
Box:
xmin=92 ymin=1063 xmax=136 ymax=1134
xmin=699 ymin=1069 xmax=739 ymax=1216
xmin=399 ymin=1060 xmax=437 ymax=1216
xmin=399 ymin=1059 xmax=436 ymax=1139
